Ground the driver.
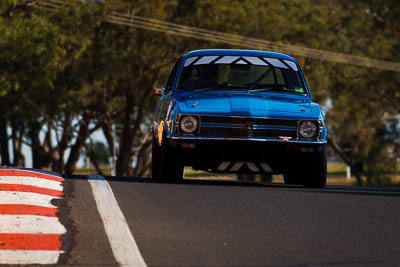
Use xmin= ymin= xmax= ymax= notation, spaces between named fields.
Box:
xmin=184 ymin=64 xmax=217 ymax=89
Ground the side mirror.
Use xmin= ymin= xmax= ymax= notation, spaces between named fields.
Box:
xmin=153 ymin=85 xmax=165 ymax=96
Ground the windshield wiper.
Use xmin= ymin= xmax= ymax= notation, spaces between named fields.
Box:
xmin=249 ymin=85 xmax=305 ymax=94
xmin=248 ymin=88 xmax=273 ymax=92
xmin=247 ymin=68 xmax=274 ymax=91
xmin=225 ymin=83 xmax=248 ymax=89
xmin=192 ymin=84 xmax=248 ymax=92
xmin=271 ymin=85 xmax=305 ymax=94
xmin=191 ymin=88 xmax=218 ymax=93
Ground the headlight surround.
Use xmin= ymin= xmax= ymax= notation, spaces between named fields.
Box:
xmin=179 ymin=115 xmax=199 ymax=134
xmin=299 ymin=121 xmax=318 ymax=140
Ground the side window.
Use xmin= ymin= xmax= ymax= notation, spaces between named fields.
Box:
xmin=165 ymin=57 xmax=182 ymax=92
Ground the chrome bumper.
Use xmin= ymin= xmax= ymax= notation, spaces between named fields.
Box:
xmin=170 ymin=135 xmax=327 ymax=145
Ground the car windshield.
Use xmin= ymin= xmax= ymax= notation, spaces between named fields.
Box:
xmin=177 ymin=55 xmax=306 ymax=94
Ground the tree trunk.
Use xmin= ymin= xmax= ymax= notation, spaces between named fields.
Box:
xmin=116 ymin=87 xmax=152 ymax=176
xmin=131 ymin=132 xmax=152 ymax=177
xmin=87 ymin=144 xmax=104 ymax=176
xmin=29 ymin=123 xmax=51 ymax=169
xmin=327 ymin=137 xmax=363 ymax=186
xmin=116 ymin=90 xmax=135 ymax=176
xmin=11 ymin=119 xmax=25 ymax=167
xmin=134 ymin=138 xmax=152 ymax=177
xmin=102 ymin=114 xmax=116 ymax=174
xmin=0 ymin=116 xmax=10 ymax=165
xmin=65 ymin=112 xmax=91 ymax=176
xmin=52 ymin=112 xmax=72 ymax=173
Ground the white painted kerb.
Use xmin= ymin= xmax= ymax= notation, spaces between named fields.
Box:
xmin=0 ymin=176 xmax=63 ymax=191
xmin=0 ymin=191 xmax=59 ymax=208
xmin=0 ymin=250 xmax=63 ymax=265
xmin=0 ymin=215 xmax=66 ymax=234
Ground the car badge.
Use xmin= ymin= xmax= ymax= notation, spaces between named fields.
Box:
xmin=246 ymin=122 xmax=254 ymax=131
xmin=300 ymin=107 xmax=306 ymax=112
xmin=192 ymin=102 xmax=198 ymax=108
xmin=279 ymin=136 xmax=292 ymax=143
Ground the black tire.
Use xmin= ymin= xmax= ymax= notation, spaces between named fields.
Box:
xmin=302 ymin=146 xmax=327 ymax=188
xmin=158 ymin=133 xmax=184 ymax=183
xmin=151 ymin=132 xmax=162 ymax=180
xmin=283 ymin=145 xmax=327 ymax=188
xmin=283 ymin=172 xmax=301 ymax=185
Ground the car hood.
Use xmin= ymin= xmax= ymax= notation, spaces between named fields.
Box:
xmin=176 ymin=94 xmax=319 ymax=118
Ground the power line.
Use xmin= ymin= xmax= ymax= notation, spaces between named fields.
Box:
xmin=37 ymin=0 xmax=400 ymax=72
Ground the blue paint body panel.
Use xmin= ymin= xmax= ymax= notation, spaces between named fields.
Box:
xmin=175 ymin=93 xmax=316 ymax=118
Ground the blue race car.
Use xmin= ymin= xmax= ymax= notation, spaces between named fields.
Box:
xmin=152 ymin=49 xmax=327 ymax=188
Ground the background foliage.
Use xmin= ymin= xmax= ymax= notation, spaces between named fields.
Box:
xmin=0 ymin=0 xmax=399 ymax=185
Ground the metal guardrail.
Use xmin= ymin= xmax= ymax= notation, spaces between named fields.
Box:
xmin=36 ymin=0 xmax=400 ymax=72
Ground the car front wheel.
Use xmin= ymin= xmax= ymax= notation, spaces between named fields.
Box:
xmin=158 ymin=133 xmax=184 ymax=183
xmin=301 ymin=146 xmax=327 ymax=188
xmin=283 ymin=172 xmax=302 ymax=185
xmin=151 ymin=132 xmax=162 ymax=180
xmin=284 ymin=145 xmax=327 ymax=188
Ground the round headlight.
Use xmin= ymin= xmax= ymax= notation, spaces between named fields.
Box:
xmin=180 ymin=116 xmax=199 ymax=134
xmin=299 ymin=121 xmax=318 ymax=139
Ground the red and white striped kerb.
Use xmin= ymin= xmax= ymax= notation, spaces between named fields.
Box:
xmin=0 ymin=168 xmax=66 ymax=265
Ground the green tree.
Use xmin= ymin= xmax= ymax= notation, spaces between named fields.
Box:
xmin=319 ymin=1 xmax=400 ymax=185
xmin=84 ymin=140 xmax=110 ymax=164
xmin=0 ymin=1 xmax=67 ymax=166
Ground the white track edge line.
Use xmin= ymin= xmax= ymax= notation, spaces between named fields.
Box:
xmin=88 ymin=175 xmax=147 ymax=267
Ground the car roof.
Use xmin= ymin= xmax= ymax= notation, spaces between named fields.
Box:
xmin=184 ymin=49 xmax=297 ymax=62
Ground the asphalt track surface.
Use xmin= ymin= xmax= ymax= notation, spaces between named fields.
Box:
xmin=57 ymin=175 xmax=400 ymax=267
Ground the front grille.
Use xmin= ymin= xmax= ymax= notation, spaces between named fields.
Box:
xmin=253 ymin=129 xmax=297 ymax=138
xmin=200 ymin=127 xmax=248 ymax=137
xmin=254 ymin=118 xmax=297 ymax=127
xmin=198 ymin=116 xmax=298 ymax=139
